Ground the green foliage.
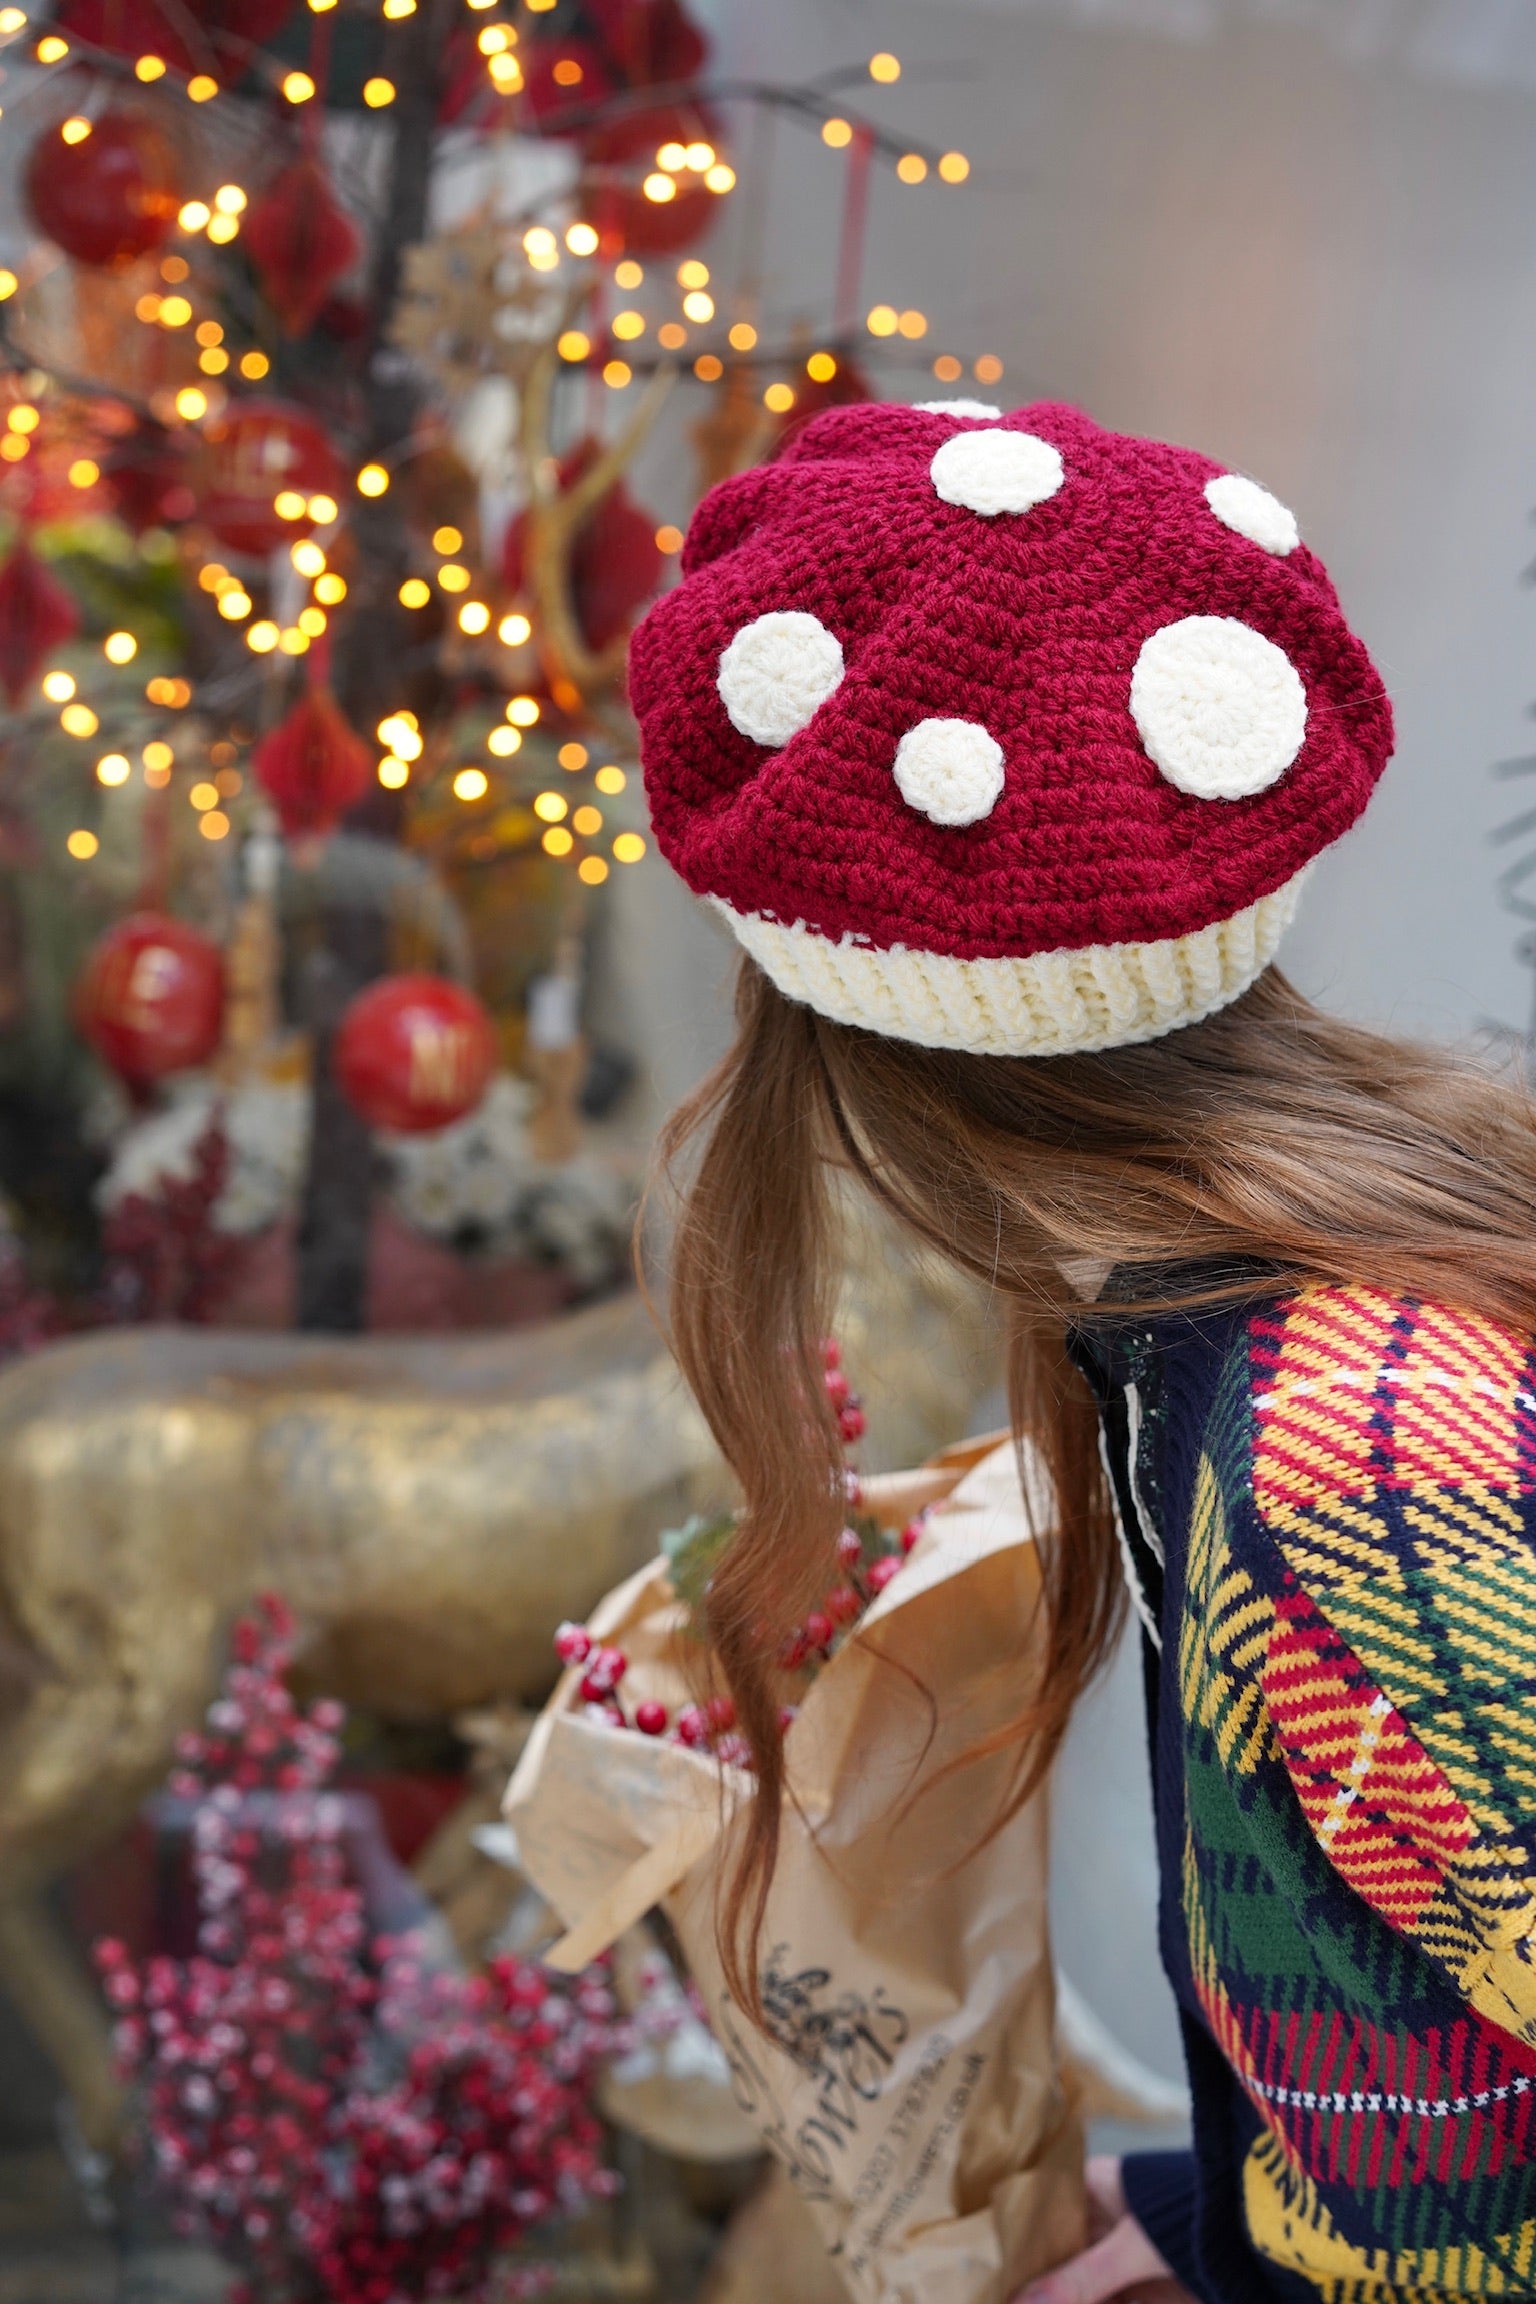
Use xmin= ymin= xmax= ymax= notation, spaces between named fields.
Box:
xmin=659 ymin=1511 xmax=737 ymax=1620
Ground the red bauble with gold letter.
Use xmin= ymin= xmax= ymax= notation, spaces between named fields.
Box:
xmin=334 ymin=976 xmax=497 ymax=1135
xmin=193 ymin=399 xmax=346 ymax=558
xmin=24 ymin=110 xmax=181 ymax=268
xmin=75 ymin=914 xmax=225 ymax=1089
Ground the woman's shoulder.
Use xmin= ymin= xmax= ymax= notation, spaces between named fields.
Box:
xmin=1238 ymin=1279 xmax=1536 ymax=1527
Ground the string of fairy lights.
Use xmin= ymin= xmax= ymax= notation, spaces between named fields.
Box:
xmin=0 ymin=0 xmax=1002 ymax=878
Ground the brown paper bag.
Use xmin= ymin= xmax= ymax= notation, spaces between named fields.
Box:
xmin=505 ymin=1439 xmax=1087 ymax=2304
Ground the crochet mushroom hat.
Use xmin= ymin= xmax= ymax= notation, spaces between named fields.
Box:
xmin=627 ymin=399 xmax=1394 ymax=1056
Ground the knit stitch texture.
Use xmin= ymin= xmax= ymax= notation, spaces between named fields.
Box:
xmin=629 ymin=400 xmax=1395 ymax=1054
xmin=1073 ymin=1282 xmax=1536 ymax=2302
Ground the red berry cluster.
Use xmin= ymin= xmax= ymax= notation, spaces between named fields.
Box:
xmin=553 ymin=1341 xmax=928 ymax=1770
xmin=96 ymin=1595 xmax=626 ymax=2304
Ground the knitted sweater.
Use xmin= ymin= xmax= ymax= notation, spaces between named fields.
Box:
xmin=1070 ymin=1280 xmax=1536 ymax=2304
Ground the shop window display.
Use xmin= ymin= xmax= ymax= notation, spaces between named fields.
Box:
xmin=0 ymin=6 xmax=1031 ymax=2296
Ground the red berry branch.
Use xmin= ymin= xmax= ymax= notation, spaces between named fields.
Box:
xmin=553 ymin=1340 xmax=928 ymax=1764
xmin=96 ymin=1596 xmax=626 ymax=2304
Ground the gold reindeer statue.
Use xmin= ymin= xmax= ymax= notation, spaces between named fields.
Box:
xmin=0 ymin=1226 xmax=994 ymax=2147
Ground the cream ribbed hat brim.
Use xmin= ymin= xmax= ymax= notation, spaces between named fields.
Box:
xmin=714 ymin=867 xmax=1308 ymax=1056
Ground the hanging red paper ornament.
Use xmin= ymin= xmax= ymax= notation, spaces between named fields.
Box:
xmin=102 ymin=420 xmax=197 ymax=534
xmin=503 ymin=439 xmax=661 ymax=653
xmin=772 ymin=356 xmax=874 ymax=457
xmin=253 ymin=689 xmax=371 ymax=840
xmin=75 ymin=914 xmax=225 ymax=1088
xmin=243 ymin=159 xmax=363 ymax=338
xmin=193 ymin=399 xmax=346 ymax=558
xmin=521 ymin=37 xmax=616 ymax=132
xmin=0 ymin=538 xmax=80 ymax=707
xmin=24 ymin=110 xmax=181 ymax=269
xmin=579 ymin=102 xmax=719 ymax=257
xmin=55 ymin=0 xmax=297 ymax=75
xmin=334 ymin=976 xmax=497 ymax=1135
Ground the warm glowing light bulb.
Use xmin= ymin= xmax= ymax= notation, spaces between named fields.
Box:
xmin=6 ymin=404 xmax=37 ymax=433
xmin=681 ymin=290 xmax=713 ymax=323
xmin=763 ymin=382 xmax=795 ymax=413
xmin=298 ymin=606 xmax=327 ymax=636
xmin=103 ymin=630 xmax=138 ymax=664
xmin=806 ymin=351 xmax=837 ymax=382
xmin=594 ymin=764 xmax=627 ymax=796
xmin=557 ymin=330 xmax=590 ymax=362
xmin=523 ymin=226 xmax=559 ymax=270
xmin=363 ymin=77 xmax=395 ymax=106
xmin=603 ymin=360 xmax=632 ymax=389
xmin=357 ymin=463 xmax=389 ymax=496
xmin=704 ymin=163 xmax=735 ymax=192
xmin=0 ymin=272 xmax=17 ymax=302
xmin=187 ymin=74 xmax=218 ymax=100
xmin=66 ymin=829 xmax=98 ymax=860
xmin=612 ymin=310 xmax=645 ymax=341
xmin=507 ymin=695 xmax=540 ymax=727
xmin=174 ymin=386 xmax=208 ymax=420
xmin=61 ymin=703 xmax=99 ymax=737
xmin=498 ymin=612 xmax=531 ymax=647
xmin=60 ymin=115 xmax=91 ymax=144
xmin=135 ymin=54 xmax=166 ymax=80
xmin=677 ymin=259 xmax=709 ymax=287
xmin=694 ymin=353 xmax=723 ymax=381
xmin=314 ymin=574 xmax=347 ymax=605
xmin=41 ymin=670 xmax=75 ymax=702
xmin=291 ymin=539 xmax=326 ymax=577
xmin=898 ymin=309 xmax=927 ymax=339
xmin=452 ymin=767 xmax=488 ymax=802
xmin=247 ymin=621 xmax=279 ymax=653
xmin=399 ymin=579 xmax=431 ymax=609
xmin=896 ymin=153 xmax=928 ymax=184
xmin=69 ymin=457 xmax=99 ymax=488
xmin=566 ymin=222 xmax=599 ymax=256
xmin=486 ymin=726 xmax=521 ymax=757
xmin=613 ymin=831 xmax=646 ymax=862
xmin=727 ymin=322 xmax=757 ymax=351
xmin=578 ymin=855 xmax=608 ymax=885
xmin=273 ymin=490 xmax=307 ymax=521
xmin=533 ymin=791 xmax=567 ymax=823
xmin=95 ymin=753 xmax=130 ymax=786
xmin=866 ymin=304 xmax=898 ymax=337
xmin=572 ymin=804 xmax=602 ymax=836
xmin=932 ymin=353 xmax=963 ymax=382
xmin=974 ymin=353 xmax=1004 ymax=385
xmin=684 ymin=142 xmax=714 ymax=170
xmin=821 ymin=117 xmax=852 ymax=149
xmin=938 ymin=151 xmax=969 ymax=184
xmin=457 ymin=602 xmax=490 ymax=635
xmin=218 ymin=589 xmax=253 ymax=621
xmin=642 ymin=173 xmax=676 ymax=204
xmin=869 ymin=51 xmax=900 ymax=81
xmin=432 ymin=525 xmax=462 ymax=553
xmin=282 ymin=70 xmax=316 ymax=102
xmin=378 ymin=756 xmax=409 ymax=788
xmin=615 ymin=259 xmax=643 ymax=289
xmin=240 ymin=352 xmax=269 ymax=380
xmin=654 ymin=525 xmax=683 ymax=554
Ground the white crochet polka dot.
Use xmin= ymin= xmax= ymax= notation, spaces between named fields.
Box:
xmin=893 ymin=717 xmax=1006 ymax=826
xmin=1130 ymin=617 xmax=1306 ymax=800
xmin=1204 ymin=473 xmax=1299 ymax=556
xmin=716 ymin=610 xmax=845 ymax=747
xmin=930 ymin=428 xmax=1064 ymax=518
xmin=913 ymin=399 xmax=1003 ymax=420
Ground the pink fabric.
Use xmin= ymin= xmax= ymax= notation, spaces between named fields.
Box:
xmin=629 ymin=401 xmax=1393 ymax=963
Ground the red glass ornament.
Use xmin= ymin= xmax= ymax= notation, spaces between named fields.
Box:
xmin=587 ymin=0 xmax=709 ymax=84
xmin=24 ymin=110 xmax=180 ymax=268
xmin=75 ymin=914 xmax=224 ymax=1088
xmin=243 ymin=159 xmax=363 ymax=338
xmin=252 ymin=690 xmax=371 ymax=840
xmin=102 ymin=420 xmax=196 ymax=534
xmin=503 ymin=437 xmax=661 ymax=653
xmin=0 ymin=537 xmax=79 ymax=707
xmin=193 ymin=399 xmax=346 ymax=557
xmin=334 ymin=976 xmax=497 ymax=1136
xmin=55 ymin=0 xmax=297 ymax=74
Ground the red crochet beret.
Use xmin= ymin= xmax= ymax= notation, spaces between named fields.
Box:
xmin=628 ymin=399 xmax=1394 ymax=1054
